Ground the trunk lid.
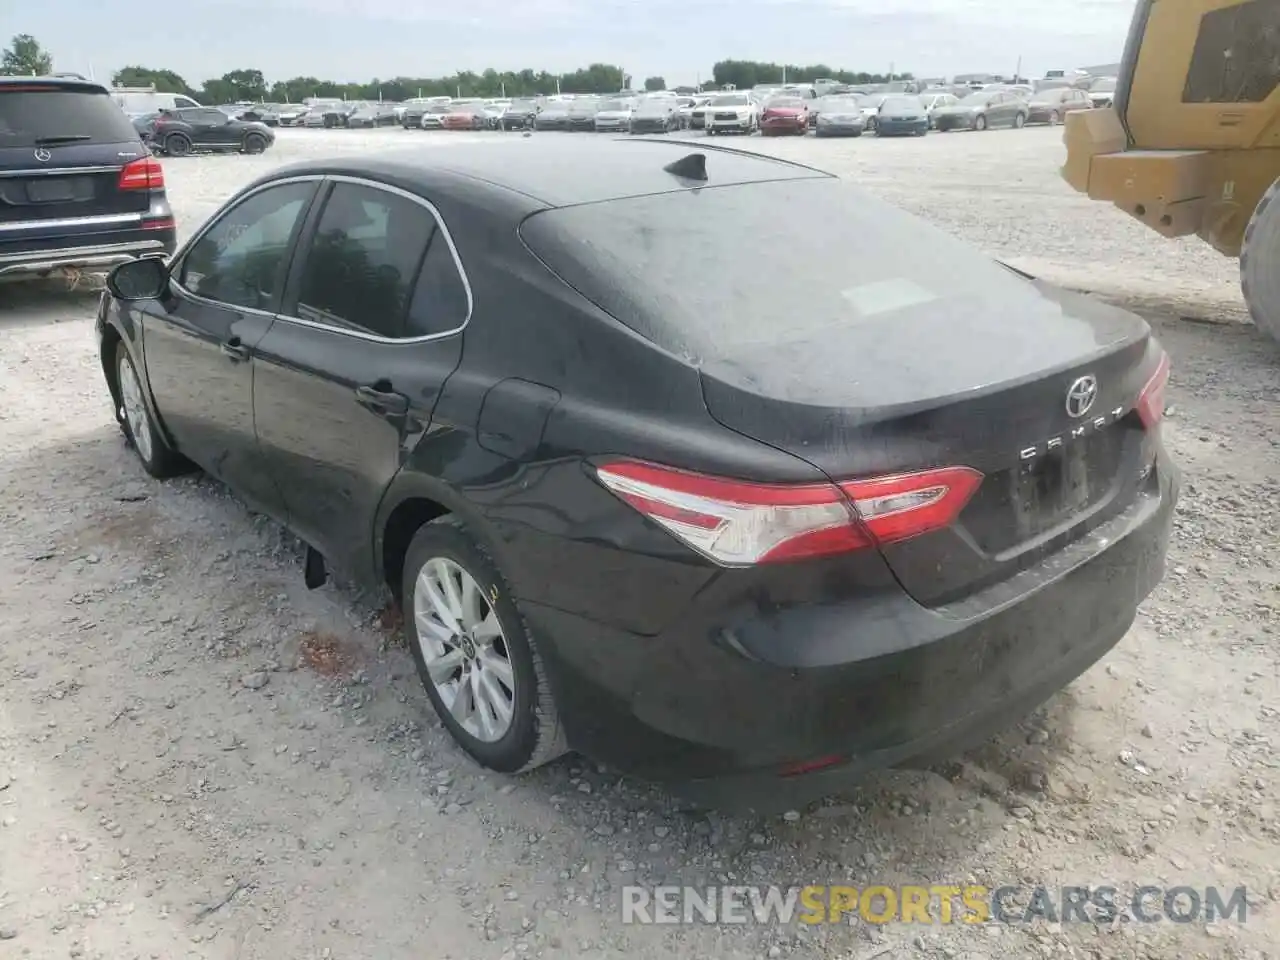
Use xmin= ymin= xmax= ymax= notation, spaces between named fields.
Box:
xmin=518 ymin=176 xmax=1160 ymax=606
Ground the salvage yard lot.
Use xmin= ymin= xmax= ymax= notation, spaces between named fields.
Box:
xmin=1 ymin=126 xmax=1277 ymax=960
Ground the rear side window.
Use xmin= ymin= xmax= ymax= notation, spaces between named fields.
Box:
xmin=0 ymin=87 xmax=139 ymax=147
xmin=405 ymin=234 xmax=470 ymax=337
xmin=293 ymin=182 xmax=436 ymax=339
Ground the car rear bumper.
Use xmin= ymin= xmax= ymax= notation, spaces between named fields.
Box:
xmin=0 ymin=223 xmax=176 ymax=278
xmin=877 ymin=119 xmax=929 ymax=135
xmin=525 ymin=452 xmax=1177 ymax=812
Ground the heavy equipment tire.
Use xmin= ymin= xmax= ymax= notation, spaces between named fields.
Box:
xmin=1241 ymin=176 xmax=1280 ymax=345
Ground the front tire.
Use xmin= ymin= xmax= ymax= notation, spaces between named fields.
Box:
xmin=242 ymin=132 xmax=267 ymax=154
xmin=114 ymin=341 xmax=187 ymax=479
xmin=1048 ymin=110 xmax=1061 ymax=125
xmin=403 ymin=517 xmax=567 ymax=774
xmin=1013 ymin=112 xmax=1026 ymax=129
xmin=974 ymin=114 xmax=988 ymax=131
xmin=1241 ymin=176 xmax=1280 ymax=345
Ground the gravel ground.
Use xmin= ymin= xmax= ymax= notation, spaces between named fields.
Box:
xmin=1 ymin=126 xmax=1277 ymax=960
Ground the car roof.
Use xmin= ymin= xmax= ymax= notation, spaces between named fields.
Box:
xmin=279 ymin=138 xmax=832 ymax=209
xmin=0 ymin=76 xmax=109 ymax=94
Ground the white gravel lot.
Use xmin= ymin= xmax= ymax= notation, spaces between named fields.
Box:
xmin=0 ymin=126 xmax=1277 ymax=960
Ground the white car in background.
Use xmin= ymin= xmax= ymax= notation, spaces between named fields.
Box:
xmin=856 ymin=94 xmax=893 ymax=131
xmin=593 ymin=97 xmax=635 ymax=132
xmin=482 ymin=101 xmax=510 ymax=129
xmin=919 ymin=92 xmax=961 ymax=128
xmin=705 ymin=93 xmax=759 ymax=134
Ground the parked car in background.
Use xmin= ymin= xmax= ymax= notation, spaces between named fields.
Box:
xmin=302 ymin=100 xmax=348 ymax=128
xmin=1026 ymin=87 xmax=1093 ymax=125
xmin=442 ymin=102 xmax=487 ymax=130
xmin=112 ymin=88 xmax=201 ymax=117
xmin=501 ymin=99 xmax=540 ymax=130
xmin=419 ymin=103 xmax=452 ymax=129
xmin=481 ymin=101 xmax=509 ymax=130
xmin=628 ymin=97 xmax=679 ymax=134
xmin=347 ymin=102 xmax=400 ymax=127
xmin=0 ymin=76 xmax=176 ymax=281
xmin=932 ymin=90 xmax=1028 ymax=131
xmin=686 ymin=98 xmax=711 ymax=130
xmin=534 ymin=102 xmax=572 ymax=131
xmin=1086 ymin=77 xmax=1117 ymax=108
xmin=150 ymin=107 xmax=275 ymax=156
xmin=875 ymin=96 xmax=929 ymax=136
xmin=918 ymin=92 xmax=961 ymax=128
xmin=760 ymin=96 xmax=809 ymax=136
xmin=813 ymin=96 xmax=866 ymax=137
xmin=593 ymin=98 xmax=634 ymax=133
xmin=96 ymin=136 xmax=1177 ymax=810
xmin=855 ymin=93 xmax=893 ymax=132
xmin=400 ymin=100 xmax=434 ymax=129
xmin=132 ymin=111 xmax=162 ymax=143
xmin=276 ymin=104 xmax=311 ymax=127
xmin=567 ymin=99 xmax=602 ymax=131
xmin=705 ymin=93 xmax=758 ymax=135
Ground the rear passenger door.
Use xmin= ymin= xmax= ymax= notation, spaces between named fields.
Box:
xmin=183 ymin=109 xmax=233 ymax=146
xmin=252 ymin=177 xmax=470 ymax=576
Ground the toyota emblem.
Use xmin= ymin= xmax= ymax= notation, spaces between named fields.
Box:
xmin=1065 ymin=375 xmax=1098 ymax=418
xmin=33 ymin=148 xmax=52 ymax=162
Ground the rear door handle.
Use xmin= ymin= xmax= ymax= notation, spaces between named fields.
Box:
xmin=355 ymin=383 xmax=410 ymax=417
xmin=220 ymin=338 xmax=249 ymax=362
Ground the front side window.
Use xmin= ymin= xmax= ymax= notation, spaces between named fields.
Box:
xmin=179 ymin=181 xmax=316 ymax=310
xmin=292 ymin=182 xmax=436 ymax=339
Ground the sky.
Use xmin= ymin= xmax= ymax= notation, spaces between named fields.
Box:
xmin=15 ymin=0 xmax=1134 ymax=88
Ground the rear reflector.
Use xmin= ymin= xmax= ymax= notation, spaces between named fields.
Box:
xmin=118 ymin=156 xmax=164 ymax=192
xmin=141 ymin=216 xmax=174 ymax=231
xmin=593 ymin=460 xmax=982 ymax=565
xmin=1136 ymin=350 xmax=1170 ymax=429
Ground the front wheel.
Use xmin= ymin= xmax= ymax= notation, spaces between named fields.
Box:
xmin=114 ymin=341 xmax=188 ymax=478
xmin=242 ymin=132 xmax=267 ymax=154
xmin=1013 ymin=112 xmax=1026 ymax=129
xmin=1048 ymin=110 xmax=1061 ymax=125
xmin=1241 ymin=176 xmax=1280 ymax=345
xmin=403 ymin=516 xmax=567 ymax=774
xmin=974 ymin=114 xmax=988 ymax=131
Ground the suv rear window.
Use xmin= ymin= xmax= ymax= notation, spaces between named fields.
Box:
xmin=0 ymin=86 xmax=139 ymax=147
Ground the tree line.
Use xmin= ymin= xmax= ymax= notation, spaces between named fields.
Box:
xmin=2 ymin=34 xmax=916 ymax=103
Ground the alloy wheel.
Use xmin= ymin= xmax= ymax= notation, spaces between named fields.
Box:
xmin=413 ymin=557 xmax=516 ymax=743
xmin=118 ymin=352 xmax=153 ymax=464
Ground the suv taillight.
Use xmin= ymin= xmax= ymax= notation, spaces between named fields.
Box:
xmin=118 ymin=156 xmax=164 ymax=192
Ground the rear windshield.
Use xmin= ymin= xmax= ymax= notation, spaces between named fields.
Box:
xmin=0 ymin=87 xmax=139 ymax=147
xmin=520 ymin=178 xmax=990 ymax=358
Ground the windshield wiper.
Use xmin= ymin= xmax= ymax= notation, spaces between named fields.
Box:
xmin=33 ymin=134 xmax=93 ymax=145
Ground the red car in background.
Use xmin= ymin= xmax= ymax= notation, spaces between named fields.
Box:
xmin=760 ymin=96 xmax=809 ymax=136
xmin=441 ymin=103 xmax=486 ymax=130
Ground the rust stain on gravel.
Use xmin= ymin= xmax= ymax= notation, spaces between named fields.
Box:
xmin=297 ymin=630 xmax=358 ymax=677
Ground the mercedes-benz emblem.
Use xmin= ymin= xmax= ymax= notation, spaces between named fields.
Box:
xmin=33 ymin=148 xmax=52 ymax=162
xmin=1065 ymin=375 xmax=1098 ymax=418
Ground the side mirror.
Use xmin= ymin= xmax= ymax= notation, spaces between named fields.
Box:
xmin=107 ymin=256 xmax=170 ymax=301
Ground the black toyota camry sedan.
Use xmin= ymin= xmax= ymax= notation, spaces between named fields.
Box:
xmin=96 ymin=137 xmax=1177 ymax=811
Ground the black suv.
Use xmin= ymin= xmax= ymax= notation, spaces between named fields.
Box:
xmin=0 ymin=77 xmax=176 ymax=281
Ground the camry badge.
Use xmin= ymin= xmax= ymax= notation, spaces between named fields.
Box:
xmin=1065 ymin=375 xmax=1098 ymax=418
xmin=33 ymin=148 xmax=52 ymax=162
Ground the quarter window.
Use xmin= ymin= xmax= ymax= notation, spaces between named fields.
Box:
xmin=179 ymin=181 xmax=315 ymax=311
xmin=293 ymin=183 xmax=436 ymax=339
xmin=406 ymin=234 xmax=470 ymax=337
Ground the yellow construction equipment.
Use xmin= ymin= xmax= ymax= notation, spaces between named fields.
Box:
xmin=1062 ymin=0 xmax=1280 ymax=341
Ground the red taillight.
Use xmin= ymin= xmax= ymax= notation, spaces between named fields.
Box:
xmin=118 ymin=156 xmax=164 ymax=192
xmin=1136 ymin=350 xmax=1171 ymax=429
xmin=593 ymin=460 xmax=982 ymax=565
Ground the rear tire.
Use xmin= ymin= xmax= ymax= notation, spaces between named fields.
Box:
xmin=164 ymin=133 xmax=192 ymax=157
xmin=243 ymin=132 xmax=267 ymax=154
xmin=1049 ymin=110 xmax=1061 ymax=125
xmin=402 ymin=516 xmax=567 ymax=774
xmin=1241 ymin=176 xmax=1280 ymax=345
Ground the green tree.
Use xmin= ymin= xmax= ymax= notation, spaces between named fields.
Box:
xmin=1 ymin=34 xmax=53 ymax=76
xmin=112 ymin=65 xmax=196 ymax=97
xmin=711 ymin=59 xmax=913 ymax=90
xmin=643 ymin=76 xmax=665 ymax=92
